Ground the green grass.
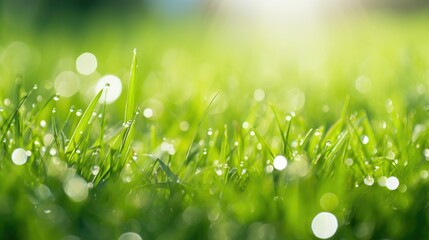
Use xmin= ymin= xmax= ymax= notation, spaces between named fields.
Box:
xmin=1 ymin=11 xmax=429 ymax=239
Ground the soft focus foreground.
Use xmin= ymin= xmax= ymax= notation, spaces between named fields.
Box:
xmin=1 ymin=1 xmax=429 ymax=239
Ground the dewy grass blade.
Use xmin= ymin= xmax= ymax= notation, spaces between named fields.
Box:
xmin=184 ymin=92 xmax=219 ymax=165
xmin=65 ymin=88 xmax=104 ymax=157
xmin=124 ymin=48 xmax=138 ymax=123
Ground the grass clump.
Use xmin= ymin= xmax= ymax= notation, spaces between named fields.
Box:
xmin=2 ymin=12 xmax=429 ymax=240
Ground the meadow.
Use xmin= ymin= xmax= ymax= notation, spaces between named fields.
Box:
xmin=1 ymin=9 xmax=429 ymax=239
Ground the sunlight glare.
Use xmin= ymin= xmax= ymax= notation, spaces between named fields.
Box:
xmin=76 ymin=52 xmax=97 ymax=75
xmin=95 ymin=75 xmax=122 ymax=104
xmin=311 ymin=212 xmax=338 ymax=239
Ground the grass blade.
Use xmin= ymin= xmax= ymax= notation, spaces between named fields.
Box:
xmin=65 ymin=88 xmax=104 ymax=158
xmin=124 ymin=48 xmax=138 ymax=123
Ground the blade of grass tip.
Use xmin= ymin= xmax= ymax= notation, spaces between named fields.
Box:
xmin=144 ymin=154 xmax=179 ymax=182
xmin=271 ymin=105 xmax=292 ymax=155
xmin=125 ymin=48 xmax=138 ymax=123
xmin=14 ymin=77 xmax=22 ymax=146
xmin=1 ymin=84 xmax=36 ymax=141
xmin=65 ymin=88 xmax=104 ymax=157
xmin=184 ymin=91 xmax=220 ymax=165
xmin=252 ymin=128 xmax=275 ymax=159
xmin=322 ymin=96 xmax=350 ymax=146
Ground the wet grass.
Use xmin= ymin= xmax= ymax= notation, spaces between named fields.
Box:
xmin=1 ymin=12 xmax=429 ymax=239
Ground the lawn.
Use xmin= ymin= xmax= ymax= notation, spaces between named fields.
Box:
xmin=1 ymin=6 xmax=429 ymax=239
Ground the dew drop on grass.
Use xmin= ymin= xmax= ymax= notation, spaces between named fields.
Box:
xmin=12 ymin=148 xmax=28 ymax=165
xmin=207 ymin=128 xmax=213 ymax=136
xmin=242 ymin=121 xmax=250 ymax=129
xmin=273 ymin=155 xmax=287 ymax=171
xmin=361 ymin=135 xmax=369 ymax=145
xmin=311 ymin=212 xmax=338 ymax=239
xmin=91 ymin=165 xmax=100 ymax=175
xmin=95 ymin=74 xmax=122 ymax=104
xmin=40 ymin=120 xmax=47 ymax=128
xmin=364 ymin=176 xmax=374 ymax=186
xmin=53 ymin=94 xmax=60 ymax=101
xmin=49 ymin=148 xmax=57 ymax=156
xmin=118 ymin=232 xmax=142 ymax=240
xmin=76 ymin=109 xmax=82 ymax=117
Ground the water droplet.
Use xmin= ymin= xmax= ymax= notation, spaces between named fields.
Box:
xmin=49 ymin=148 xmax=57 ymax=156
xmin=207 ymin=128 xmax=213 ymax=136
xmin=91 ymin=165 xmax=100 ymax=175
xmin=95 ymin=75 xmax=122 ymax=104
xmin=12 ymin=148 xmax=28 ymax=165
xmin=53 ymin=94 xmax=60 ymax=101
xmin=33 ymin=84 xmax=38 ymax=89
xmin=361 ymin=135 xmax=369 ymax=145
xmin=52 ymin=108 xmax=56 ymax=114
xmin=273 ymin=155 xmax=287 ymax=171
xmin=76 ymin=109 xmax=82 ymax=117
xmin=40 ymin=120 xmax=47 ymax=128
xmin=311 ymin=212 xmax=338 ymax=239
xmin=364 ymin=176 xmax=374 ymax=186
